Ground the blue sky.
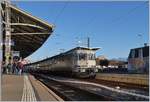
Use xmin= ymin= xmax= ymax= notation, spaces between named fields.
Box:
xmin=12 ymin=1 xmax=149 ymax=62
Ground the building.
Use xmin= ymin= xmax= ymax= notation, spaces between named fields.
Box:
xmin=128 ymin=45 xmax=149 ymax=73
xmin=96 ymin=55 xmax=108 ymax=69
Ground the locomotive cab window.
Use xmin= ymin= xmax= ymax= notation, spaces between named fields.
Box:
xmin=88 ymin=53 xmax=95 ymax=60
xmin=79 ymin=53 xmax=86 ymax=60
xmin=78 ymin=53 xmax=95 ymax=60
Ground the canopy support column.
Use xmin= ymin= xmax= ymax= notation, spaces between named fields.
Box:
xmin=4 ymin=1 xmax=11 ymax=65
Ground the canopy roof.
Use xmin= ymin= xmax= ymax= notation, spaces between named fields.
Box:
xmin=2 ymin=2 xmax=54 ymax=58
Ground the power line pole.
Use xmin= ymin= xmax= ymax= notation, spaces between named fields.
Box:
xmin=87 ymin=37 xmax=90 ymax=48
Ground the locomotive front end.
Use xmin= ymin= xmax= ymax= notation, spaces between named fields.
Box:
xmin=73 ymin=47 xmax=99 ymax=78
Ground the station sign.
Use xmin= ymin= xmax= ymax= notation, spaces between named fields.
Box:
xmin=12 ymin=51 xmax=20 ymax=57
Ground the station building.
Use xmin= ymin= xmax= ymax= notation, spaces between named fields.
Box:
xmin=128 ymin=45 xmax=149 ymax=73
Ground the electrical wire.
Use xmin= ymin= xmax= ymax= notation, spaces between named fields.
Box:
xmin=75 ymin=1 xmax=148 ymax=36
xmin=53 ymin=1 xmax=69 ymax=24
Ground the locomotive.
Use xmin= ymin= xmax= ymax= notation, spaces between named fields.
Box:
xmin=26 ymin=47 xmax=100 ymax=78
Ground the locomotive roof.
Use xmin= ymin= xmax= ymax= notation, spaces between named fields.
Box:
xmin=70 ymin=47 xmax=100 ymax=51
xmin=63 ymin=47 xmax=100 ymax=54
xmin=26 ymin=47 xmax=100 ymax=65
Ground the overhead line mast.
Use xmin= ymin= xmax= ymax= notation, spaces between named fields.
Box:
xmin=87 ymin=37 xmax=90 ymax=48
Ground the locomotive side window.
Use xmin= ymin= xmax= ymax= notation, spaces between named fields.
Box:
xmin=73 ymin=53 xmax=78 ymax=60
xmin=66 ymin=53 xmax=72 ymax=61
xmin=79 ymin=53 xmax=86 ymax=60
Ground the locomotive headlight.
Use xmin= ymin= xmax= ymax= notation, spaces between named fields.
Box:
xmin=95 ymin=69 xmax=98 ymax=72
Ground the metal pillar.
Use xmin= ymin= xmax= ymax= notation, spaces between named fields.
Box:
xmin=0 ymin=2 xmax=3 ymax=68
xmin=0 ymin=1 xmax=3 ymax=101
xmin=4 ymin=1 xmax=11 ymax=65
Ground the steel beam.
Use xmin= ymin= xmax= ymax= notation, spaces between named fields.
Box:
xmin=11 ymin=32 xmax=50 ymax=35
xmin=10 ymin=4 xmax=54 ymax=29
xmin=11 ymin=23 xmax=46 ymax=30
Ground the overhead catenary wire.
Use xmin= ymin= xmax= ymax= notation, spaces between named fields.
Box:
xmin=52 ymin=1 xmax=69 ymax=46
xmin=72 ymin=1 xmax=148 ymax=50
xmin=109 ymin=1 xmax=148 ymax=24
xmin=75 ymin=1 xmax=148 ymax=37
xmin=53 ymin=1 xmax=69 ymax=24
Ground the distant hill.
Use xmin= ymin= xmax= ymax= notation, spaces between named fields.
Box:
xmin=110 ymin=57 xmax=127 ymax=62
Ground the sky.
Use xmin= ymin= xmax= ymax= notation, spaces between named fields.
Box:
xmin=12 ymin=1 xmax=149 ymax=62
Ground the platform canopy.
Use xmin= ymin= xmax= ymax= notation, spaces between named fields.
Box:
xmin=1 ymin=2 xmax=54 ymax=58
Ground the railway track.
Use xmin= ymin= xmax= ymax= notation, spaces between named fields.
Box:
xmin=32 ymin=73 xmax=149 ymax=101
xmin=83 ymin=79 xmax=149 ymax=93
xmin=33 ymin=73 xmax=110 ymax=101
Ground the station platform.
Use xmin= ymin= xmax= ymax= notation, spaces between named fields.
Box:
xmin=1 ymin=74 xmax=63 ymax=101
xmin=96 ymin=73 xmax=149 ymax=86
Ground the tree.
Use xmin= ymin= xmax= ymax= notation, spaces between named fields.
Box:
xmin=99 ymin=59 xmax=109 ymax=67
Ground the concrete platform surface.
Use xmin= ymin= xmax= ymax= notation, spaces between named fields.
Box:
xmin=1 ymin=74 xmax=63 ymax=101
xmin=29 ymin=75 xmax=63 ymax=101
xmin=2 ymin=74 xmax=24 ymax=101
xmin=96 ymin=73 xmax=149 ymax=86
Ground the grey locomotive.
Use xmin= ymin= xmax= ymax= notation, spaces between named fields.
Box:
xmin=26 ymin=47 xmax=99 ymax=78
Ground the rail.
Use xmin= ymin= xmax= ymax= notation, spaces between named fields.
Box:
xmin=32 ymin=73 xmax=149 ymax=101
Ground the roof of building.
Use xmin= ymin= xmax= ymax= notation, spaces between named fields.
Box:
xmin=128 ymin=46 xmax=149 ymax=58
xmin=2 ymin=2 xmax=54 ymax=58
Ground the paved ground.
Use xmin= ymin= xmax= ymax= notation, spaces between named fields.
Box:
xmin=1 ymin=74 xmax=63 ymax=101
xmin=2 ymin=74 xmax=24 ymax=101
